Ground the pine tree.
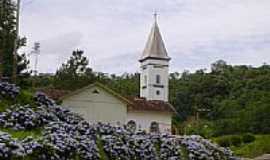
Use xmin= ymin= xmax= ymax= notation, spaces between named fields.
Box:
xmin=54 ymin=50 xmax=94 ymax=90
xmin=0 ymin=0 xmax=16 ymax=78
xmin=0 ymin=0 xmax=27 ymax=80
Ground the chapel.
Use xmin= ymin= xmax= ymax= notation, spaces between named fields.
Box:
xmin=43 ymin=15 xmax=176 ymax=133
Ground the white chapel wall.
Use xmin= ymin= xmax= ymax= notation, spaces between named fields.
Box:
xmin=127 ymin=111 xmax=172 ymax=133
xmin=63 ymin=86 xmax=127 ymax=124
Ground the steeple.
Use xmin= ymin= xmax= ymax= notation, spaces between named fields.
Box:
xmin=139 ymin=13 xmax=170 ymax=102
xmin=140 ymin=13 xmax=170 ymax=62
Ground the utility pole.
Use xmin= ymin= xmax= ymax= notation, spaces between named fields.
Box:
xmin=12 ymin=0 xmax=21 ymax=83
xmin=0 ymin=44 xmax=2 ymax=78
xmin=0 ymin=1 xmax=4 ymax=79
xmin=0 ymin=48 xmax=3 ymax=80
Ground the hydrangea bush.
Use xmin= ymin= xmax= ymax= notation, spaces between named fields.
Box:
xmin=0 ymin=82 xmax=239 ymax=160
xmin=0 ymin=81 xmax=20 ymax=99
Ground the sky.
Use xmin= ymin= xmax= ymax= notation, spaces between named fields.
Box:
xmin=19 ymin=0 xmax=270 ymax=74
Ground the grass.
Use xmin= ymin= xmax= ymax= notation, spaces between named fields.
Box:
xmin=0 ymin=89 xmax=41 ymax=140
xmin=0 ymin=89 xmax=35 ymax=112
xmin=213 ymin=134 xmax=270 ymax=158
xmin=0 ymin=99 xmax=13 ymax=112
xmin=0 ymin=128 xmax=42 ymax=139
xmin=154 ymin=141 xmax=161 ymax=157
xmin=231 ymin=135 xmax=270 ymax=158
xmin=15 ymin=90 xmax=35 ymax=106
xmin=3 ymin=88 xmax=269 ymax=159
xmin=97 ymin=137 xmax=109 ymax=160
xmin=180 ymin=146 xmax=189 ymax=160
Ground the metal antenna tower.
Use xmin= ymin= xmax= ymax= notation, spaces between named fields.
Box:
xmin=29 ymin=42 xmax=40 ymax=76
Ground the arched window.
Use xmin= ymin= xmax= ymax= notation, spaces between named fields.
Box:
xmin=150 ymin=121 xmax=160 ymax=133
xmin=156 ymin=74 xmax=161 ymax=84
xmin=156 ymin=90 xmax=160 ymax=95
xmin=127 ymin=120 xmax=137 ymax=132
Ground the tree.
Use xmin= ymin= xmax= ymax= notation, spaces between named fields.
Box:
xmin=57 ymin=50 xmax=88 ymax=77
xmin=0 ymin=0 xmax=28 ymax=80
xmin=54 ymin=50 xmax=94 ymax=90
xmin=211 ymin=60 xmax=228 ymax=73
xmin=174 ymin=91 xmax=193 ymax=121
xmin=0 ymin=0 xmax=16 ymax=78
xmin=108 ymin=73 xmax=140 ymax=96
xmin=171 ymin=60 xmax=270 ymax=135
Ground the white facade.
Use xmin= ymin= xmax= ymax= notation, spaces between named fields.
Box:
xmin=140 ymin=59 xmax=169 ymax=101
xmin=140 ymin=19 xmax=170 ymax=102
xmin=63 ymin=85 xmax=127 ymax=124
xmin=62 ymin=84 xmax=173 ymax=133
xmin=127 ymin=111 xmax=172 ymax=133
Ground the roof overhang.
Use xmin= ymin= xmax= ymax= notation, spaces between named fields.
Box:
xmin=60 ymin=82 xmax=134 ymax=106
xmin=139 ymin=56 xmax=171 ymax=62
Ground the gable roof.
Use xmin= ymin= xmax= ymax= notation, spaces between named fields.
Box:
xmin=41 ymin=82 xmax=176 ymax=113
xmin=60 ymin=82 xmax=133 ymax=106
xmin=38 ymin=88 xmax=70 ymax=101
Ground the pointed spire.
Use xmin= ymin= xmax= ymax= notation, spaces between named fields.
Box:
xmin=153 ymin=11 xmax=158 ymax=23
xmin=140 ymin=13 xmax=170 ymax=62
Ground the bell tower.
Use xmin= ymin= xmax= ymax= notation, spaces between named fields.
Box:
xmin=139 ymin=14 xmax=170 ymax=102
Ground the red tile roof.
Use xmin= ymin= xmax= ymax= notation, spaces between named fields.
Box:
xmin=127 ymin=97 xmax=176 ymax=113
xmin=38 ymin=88 xmax=70 ymax=101
xmin=40 ymin=84 xmax=176 ymax=113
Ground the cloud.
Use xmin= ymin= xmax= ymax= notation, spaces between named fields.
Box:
xmin=95 ymin=53 xmax=140 ymax=74
xmin=40 ymin=32 xmax=83 ymax=56
xmin=20 ymin=0 xmax=270 ymax=74
xmin=26 ymin=32 xmax=83 ymax=73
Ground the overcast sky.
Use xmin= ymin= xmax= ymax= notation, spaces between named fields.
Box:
xmin=20 ymin=0 xmax=270 ymax=74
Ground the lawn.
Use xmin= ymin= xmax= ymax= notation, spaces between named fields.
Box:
xmin=0 ymin=89 xmax=35 ymax=112
xmin=0 ymin=128 xmax=42 ymax=139
xmin=231 ymin=135 xmax=270 ymax=158
xmin=213 ymin=134 xmax=270 ymax=158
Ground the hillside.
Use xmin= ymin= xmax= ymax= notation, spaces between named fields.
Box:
xmin=0 ymin=81 xmax=237 ymax=160
xmin=31 ymin=60 xmax=270 ymax=136
xmin=168 ymin=61 xmax=270 ymax=136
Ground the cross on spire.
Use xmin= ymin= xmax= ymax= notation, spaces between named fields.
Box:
xmin=153 ymin=11 xmax=158 ymax=22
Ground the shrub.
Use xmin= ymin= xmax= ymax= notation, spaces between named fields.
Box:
xmin=215 ymin=136 xmax=231 ymax=147
xmin=16 ymin=90 xmax=34 ymax=105
xmin=183 ymin=120 xmax=215 ymax=138
xmin=215 ymin=135 xmax=243 ymax=147
xmin=230 ymin=135 xmax=242 ymax=147
xmin=233 ymin=135 xmax=270 ymax=158
xmin=242 ymin=133 xmax=255 ymax=144
xmin=0 ymin=82 xmax=239 ymax=160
